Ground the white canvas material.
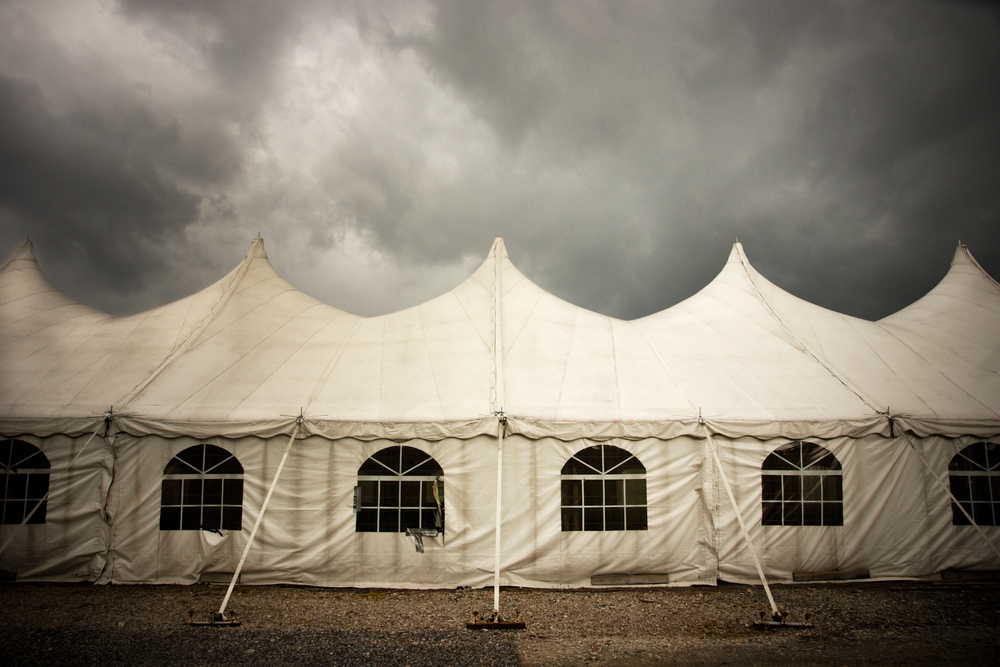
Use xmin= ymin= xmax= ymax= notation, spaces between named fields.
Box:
xmin=1 ymin=237 xmax=997 ymax=585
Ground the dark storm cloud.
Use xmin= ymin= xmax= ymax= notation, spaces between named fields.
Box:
xmin=0 ymin=73 xmax=199 ymax=293
xmin=0 ymin=0 xmax=997 ymax=322
xmin=381 ymin=0 xmax=1000 ymax=320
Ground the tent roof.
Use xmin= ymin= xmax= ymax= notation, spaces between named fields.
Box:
xmin=1 ymin=237 xmax=997 ymax=440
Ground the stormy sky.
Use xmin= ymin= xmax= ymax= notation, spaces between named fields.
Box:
xmin=0 ymin=0 xmax=998 ymax=321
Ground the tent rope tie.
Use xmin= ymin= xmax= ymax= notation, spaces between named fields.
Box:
xmin=0 ymin=409 xmax=113 ymax=557
xmin=702 ymin=420 xmax=781 ymax=620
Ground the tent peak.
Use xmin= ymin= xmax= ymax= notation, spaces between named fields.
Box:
xmin=953 ymin=243 xmax=1000 ymax=290
xmin=0 ymin=238 xmax=39 ymax=273
xmin=490 ymin=237 xmax=509 ymax=260
xmin=248 ymin=236 xmax=268 ymax=260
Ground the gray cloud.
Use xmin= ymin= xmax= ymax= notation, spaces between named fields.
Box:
xmin=0 ymin=0 xmax=997 ymax=321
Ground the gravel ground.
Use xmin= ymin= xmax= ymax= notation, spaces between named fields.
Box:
xmin=1 ymin=581 xmax=998 ymax=665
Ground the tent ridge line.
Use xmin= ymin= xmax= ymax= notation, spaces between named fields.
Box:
xmin=733 ymin=244 xmax=884 ymax=414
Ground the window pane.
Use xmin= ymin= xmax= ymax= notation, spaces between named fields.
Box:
xmin=160 ymin=506 xmax=180 ymax=530
xmin=783 ymin=502 xmax=802 ymax=526
xmin=823 ymin=475 xmax=843 ymax=502
xmin=379 ymin=481 xmax=399 ymax=507
xmin=583 ymin=480 xmax=603 ymax=506
xmin=378 ymin=508 xmax=399 ymax=533
xmin=761 ymin=475 xmax=782 ymax=501
xmin=356 ymin=508 xmax=378 ymax=532
xmin=953 ymin=501 xmax=972 ymax=525
xmin=422 ymin=481 xmax=439 ymax=506
xmin=971 ymin=476 xmax=992 ymax=502
xmin=183 ymin=479 xmax=203 ymax=506
xmin=950 ymin=475 xmax=972 ymax=501
xmin=421 ymin=508 xmax=439 ymax=530
xmin=602 ymin=447 xmax=632 ymax=473
xmin=161 ymin=479 xmax=182 ymax=505
xmin=407 ymin=458 xmax=444 ymax=476
xmin=604 ymin=506 xmax=625 ymax=531
xmin=625 ymin=506 xmax=647 ymax=530
xmin=991 ymin=476 xmax=1000 ymax=500
xmin=26 ymin=474 xmax=49 ymax=500
xmin=371 ymin=447 xmax=401 ymax=473
xmin=399 ymin=509 xmax=420 ymax=531
xmin=965 ymin=444 xmax=989 ymax=470
xmin=763 ymin=452 xmax=798 ymax=471
xmin=802 ymin=476 xmax=822 ymax=501
xmin=562 ymin=479 xmax=582 ymax=506
xmin=222 ymin=479 xmax=243 ymax=505
xmin=181 ymin=506 xmax=201 ymax=530
xmin=824 ymin=502 xmax=843 ymax=526
xmin=625 ymin=479 xmax=646 ymax=506
xmin=986 ymin=443 xmax=1000 ymax=471
xmin=783 ymin=476 xmax=802 ymax=501
xmin=575 ymin=447 xmax=604 ymax=473
xmin=973 ymin=502 xmax=994 ymax=526
xmin=762 ymin=502 xmax=783 ymax=525
xmin=400 ymin=447 xmax=429 ymax=474
xmin=604 ymin=480 xmax=624 ymax=506
xmin=400 ymin=481 xmax=421 ymax=508
xmin=203 ymin=478 xmax=223 ymax=505
xmin=359 ymin=480 xmax=377 ymax=507
xmin=222 ymin=506 xmax=243 ymax=531
xmin=803 ymin=502 xmax=822 ymax=526
xmin=584 ymin=508 xmax=603 ymax=531
xmin=202 ymin=506 xmax=222 ymax=530
xmin=561 ymin=457 xmax=596 ymax=475
xmin=6 ymin=474 xmax=26 ymax=499
xmin=562 ymin=507 xmax=582 ymax=531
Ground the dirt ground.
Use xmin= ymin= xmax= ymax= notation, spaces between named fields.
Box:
xmin=1 ymin=580 xmax=998 ymax=665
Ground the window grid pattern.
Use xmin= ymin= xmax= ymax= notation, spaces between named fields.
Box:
xmin=356 ymin=446 xmax=444 ymax=533
xmin=160 ymin=445 xmax=244 ymax=531
xmin=1 ymin=439 xmax=50 ymax=525
xmin=949 ymin=442 xmax=1000 ymax=526
xmin=561 ymin=445 xmax=647 ymax=531
xmin=762 ymin=442 xmax=843 ymax=526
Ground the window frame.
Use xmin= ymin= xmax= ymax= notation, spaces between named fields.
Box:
xmin=355 ymin=446 xmax=444 ymax=534
xmin=948 ymin=442 xmax=1000 ymax=526
xmin=761 ymin=441 xmax=843 ymax=527
xmin=1 ymin=439 xmax=50 ymax=525
xmin=560 ymin=445 xmax=647 ymax=532
xmin=159 ymin=444 xmax=244 ymax=532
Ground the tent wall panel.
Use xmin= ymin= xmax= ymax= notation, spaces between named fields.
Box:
xmin=0 ymin=434 xmax=112 ymax=582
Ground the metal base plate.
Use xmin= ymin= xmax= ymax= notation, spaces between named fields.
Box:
xmin=467 ymin=621 xmax=526 ymax=630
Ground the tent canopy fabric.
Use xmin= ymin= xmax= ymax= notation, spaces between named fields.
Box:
xmin=1 ymin=238 xmax=998 ymax=441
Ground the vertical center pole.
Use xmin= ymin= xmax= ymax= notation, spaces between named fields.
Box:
xmin=218 ymin=420 xmax=301 ymax=618
xmin=493 ymin=417 xmax=505 ymax=615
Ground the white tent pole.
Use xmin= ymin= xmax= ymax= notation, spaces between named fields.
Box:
xmin=217 ymin=419 xmax=301 ymax=618
xmin=902 ymin=432 xmax=1000 ymax=561
xmin=493 ymin=415 xmax=505 ymax=616
xmin=705 ymin=425 xmax=779 ymax=616
xmin=0 ymin=412 xmax=111 ymax=557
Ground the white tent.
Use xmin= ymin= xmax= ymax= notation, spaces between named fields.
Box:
xmin=0 ymin=237 xmax=997 ymax=588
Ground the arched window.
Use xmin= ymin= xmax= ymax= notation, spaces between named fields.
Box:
xmin=762 ymin=442 xmax=843 ymax=526
xmin=561 ymin=445 xmax=647 ymax=531
xmin=1 ymin=439 xmax=50 ymax=525
xmin=160 ymin=445 xmax=244 ymax=531
xmin=949 ymin=443 xmax=1000 ymax=526
xmin=356 ymin=446 xmax=444 ymax=533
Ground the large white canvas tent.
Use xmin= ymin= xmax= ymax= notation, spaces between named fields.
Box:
xmin=1 ymin=237 xmax=998 ymax=588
